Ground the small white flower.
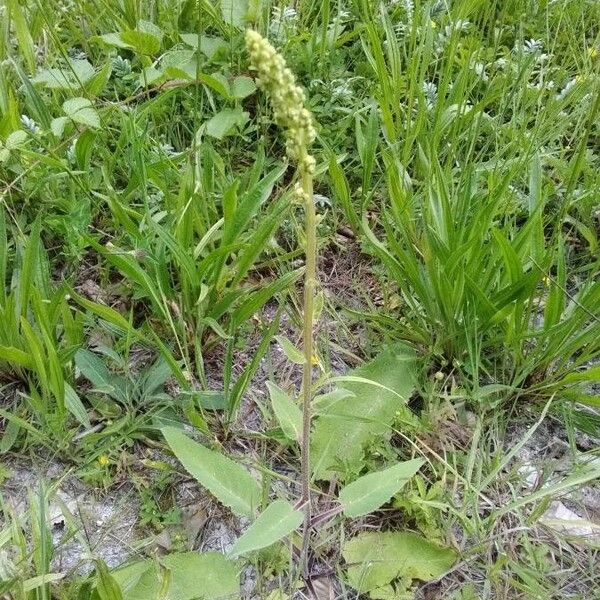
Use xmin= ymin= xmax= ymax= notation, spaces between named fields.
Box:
xmin=314 ymin=194 xmax=331 ymax=208
xmin=151 ymin=141 xmax=177 ymax=158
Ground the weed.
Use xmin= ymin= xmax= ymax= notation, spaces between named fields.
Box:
xmin=1 ymin=0 xmax=599 ymax=598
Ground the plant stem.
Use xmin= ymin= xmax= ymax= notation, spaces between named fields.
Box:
xmin=299 ymin=161 xmax=316 ymax=575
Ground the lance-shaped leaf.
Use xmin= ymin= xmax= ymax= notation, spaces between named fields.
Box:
xmin=339 ymin=459 xmax=424 ymax=517
xmin=163 ymin=427 xmax=261 ymax=517
xmin=267 ymin=382 xmax=302 ymax=442
xmin=230 ymin=500 xmax=303 ymax=558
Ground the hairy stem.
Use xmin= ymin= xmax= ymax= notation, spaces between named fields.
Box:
xmin=299 ymin=162 xmax=316 ymax=575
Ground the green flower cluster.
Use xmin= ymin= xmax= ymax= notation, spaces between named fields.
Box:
xmin=245 ymin=29 xmax=316 ymax=174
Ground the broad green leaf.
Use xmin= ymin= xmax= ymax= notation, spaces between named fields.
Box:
xmin=204 ymin=108 xmax=249 ymax=139
xmin=343 ymin=532 xmax=456 ymax=595
xmin=162 ymin=427 xmax=261 ymax=517
xmin=339 ymin=459 xmax=424 ymax=517
xmin=140 ymin=66 xmax=166 ymax=86
xmin=62 ymin=97 xmax=100 ymax=128
xmin=51 ymin=117 xmax=69 ymax=138
xmin=194 ymin=390 xmax=227 ymax=410
xmin=179 ymin=34 xmax=227 ymax=60
xmin=6 ymin=130 xmax=28 ymax=149
xmin=274 ymin=335 xmax=306 ymax=364
xmin=221 ymin=0 xmax=248 ymax=28
xmin=32 ymin=59 xmax=95 ymax=90
xmin=75 ymin=349 xmax=113 ymax=389
xmin=230 ymin=500 xmax=303 ymax=558
xmin=98 ymin=21 xmax=163 ymax=55
xmin=231 ymin=76 xmax=256 ymax=99
xmin=266 ymin=382 xmax=302 ymax=442
xmin=140 ymin=358 xmax=172 ymax=397
xmin=120 ymin=20 xmax=163 ymax=55
xmin=160 ymin=49 xmax=196 ymax=76
xmin=110 ymin=552 xmax=238 ymax=600
xmin=87 ymin=60 xmax=113 ymax=96
xmin=0 ymin=419 xmax=20 ymax=453
xmin=96 ymin=33 xmax=131 ymax=49
xmin=313 ymin=389 xmax=355 ymax=416
xmin=311 ymin=344 xmax=417 ymax=479
xmin=64 ymin=383 xmax=91 ymax=428
xmin=198 ymin=72 xmax=231 ymax=97
xmin=1 ymin=130 xmax=28 ymax=161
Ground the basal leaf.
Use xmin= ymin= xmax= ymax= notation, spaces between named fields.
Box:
xmin=0 ymin=345 xmax=33 ymax=369
xmin=110 ymin=552 xmax=238 ymax=599
xmin=311 ymin=344 xmax=417 ymax=479
xmin=339 ymin=459 xmax=424 ymax=518
xmin=162 ymin=427 xmax=261 ymax=517
xmin=343 ymin=531 xmax=456 ymax=595
xmin=230 ymin=500 xmax=303 ymax=558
